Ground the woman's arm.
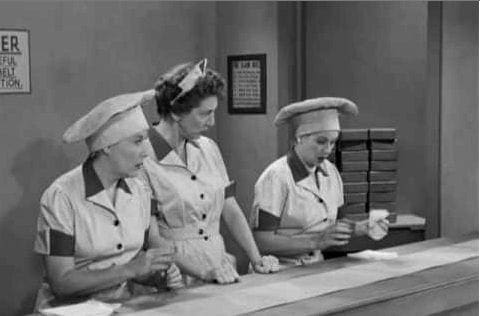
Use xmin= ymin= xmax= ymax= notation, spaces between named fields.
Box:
xmin=221 ymin=197 xmax=262 ymax=264
xmin=254 ymin=223 xmax=353 ymax=257
xmin=44 ymin=256 xmax=135 ymax=298
xmin=253 ymin=231 xmax=316 ymax=257
xmin=44 ymin=247 xmax=172 ymax=299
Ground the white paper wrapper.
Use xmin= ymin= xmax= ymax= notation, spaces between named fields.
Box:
xmin=347 ymin=249 xmax=398 ymax=260
xmin=368 ymin=209 xmax=389 ymax=240
xmin=39 ymin=299 xmax=121 ymax=316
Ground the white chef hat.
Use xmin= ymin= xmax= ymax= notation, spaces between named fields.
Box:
xmin=63 ymin=90 xmax=155 ymax=152
xmin=274 ymin=97 xmax=358 ymax=137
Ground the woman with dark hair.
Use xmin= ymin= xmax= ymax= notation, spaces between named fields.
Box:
xmin=141 ymin=59 xmax=278 ymax=285
xmin=251 ymin=98 xmax=389 ymax=267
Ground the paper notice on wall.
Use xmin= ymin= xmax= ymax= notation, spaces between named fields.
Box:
xmin=0 ymin=29 xmax=30 ymax=94
xmin=231 ymin=60 xmax=261 ymax=108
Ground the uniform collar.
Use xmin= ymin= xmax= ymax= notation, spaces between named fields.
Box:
xmin=287 ymin=148 xmax=309 ymax=182
xmin=148 ymin=126 xmax=174 ymax=162
xmin=82 ymin=156 xmax=131 ymax=198
xmin=148 ymin=124 xmax=201 ymax=163
xmin=287 ymin=148 xmax=329 ymax=183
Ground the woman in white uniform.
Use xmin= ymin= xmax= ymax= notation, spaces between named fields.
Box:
xmin=33 ymin=91 xmax=182 ymax=310
xmin=141 ymin=59 xmax=278 ymax=285
xmin=251 ymin=98 xmax=389 ymax=266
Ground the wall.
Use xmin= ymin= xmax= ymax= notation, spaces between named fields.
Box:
xmin=0 ymin=2 xmax=216 ymax=314
xmin=440 ymin=2 xmax=478 ymax=237
xmin=215 ymin=1 xmax=281 ymax=272
xmin=304 ymin=2 xmax=431 ymax=225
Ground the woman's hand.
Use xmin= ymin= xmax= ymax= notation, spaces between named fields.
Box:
xmin=310 ymin=222 xmax=353 ymax=250
xmin=252 ymin=255 xmax=280 ymax=274
xmin=165 ymin=263 xmax=184 ymax=290
xmin=208 ymin=258 xmax=240 ymax=284
xmin=343 ymin=218 xmax=389 ymax=238
xmin=127 ymin=248 xmax=174 ymax=279
xmin=352 ymin=219 xmax=369 ymax=236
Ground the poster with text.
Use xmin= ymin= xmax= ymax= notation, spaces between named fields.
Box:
xmin=228 ymin=54 xmax=266 ymax=114
xmin=0 ymin=29 xmax=30 ymax=94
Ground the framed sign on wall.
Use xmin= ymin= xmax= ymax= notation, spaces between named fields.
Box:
xmin=0 ymin=29 xmax=30 ymax=94
xmin=227 ymin=54 xmax=266 ymax=114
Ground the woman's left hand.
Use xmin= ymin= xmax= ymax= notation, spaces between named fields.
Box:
xmin=353 ymin=219 xmax=369 ymax=236
xmin=253 ymin=255 xmax=280 ymax=274
xmin=166 ymin=263 xmax=184 ymax=290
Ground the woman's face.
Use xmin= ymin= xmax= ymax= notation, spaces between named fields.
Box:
xmin=178 ymin=96 xmax=217 ymax=140
xmin=296 ymin=130 xmax=339 ymax=168
xmin=106 ymin=130 xmax=150 ymax=178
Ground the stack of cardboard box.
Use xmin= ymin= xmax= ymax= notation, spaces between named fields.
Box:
xmin=368 ymin=128 xmax=398 ymax=213
xmin=335 ymin=128 xmax=398 ymax=218
xmin=336 ymin=129 xmax=370 ymax=216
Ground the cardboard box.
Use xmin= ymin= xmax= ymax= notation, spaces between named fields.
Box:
xmin=369 ymin=171 xmax=397 ymax=181
xmin=370 ymin=150 xmax=398 ymax=161
xmin=369 ymin=181 xmax=397 ymax=192
xmin=370 ymin=140 xmax=397 ymax=150
xmin=344 ymin=193 xmax=367 ymax=204
xmin=344 ymin=182 xmax=369 ymax=193
xmin=370 ymin=160 xmax=397 ymax=171
xmin=369 ymin=128 xmax=396 ymax=140
xmin=340 ymin=129 xmax=369 ymax=141
xmin=341 ymin=171 xmax=368 ymax=182
xmin=339 ymin=203 xmax=366 ymax=214
xmin=369 ymin=191 xmax=397 ymax=202
xmin=339 ymin=150 xmax=369 ymax=161
xmin=338 ymin=140 xmax=368 ymax=151
xmin=340 ymin=161 xmax=369 ymax=172
xmin=369 ymin=202 xmax=396 ymax=212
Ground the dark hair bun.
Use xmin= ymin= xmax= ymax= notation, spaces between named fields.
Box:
xmin=154 ymin=62 xmax=225 ymax=118
xmin=154 ymin=78 xmax=182 ymax=117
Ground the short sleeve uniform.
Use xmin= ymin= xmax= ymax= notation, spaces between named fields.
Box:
xmin=142 ymin=128 xmax=236 ymax=281
xmin=251 ymin=149 xmax=344 ymax=265
xmin=33 ymin=157 xmax=151 ymax=309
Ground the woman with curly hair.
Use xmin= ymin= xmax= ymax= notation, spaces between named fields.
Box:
xmin=141 ymin=59 xmax=278 ymax=285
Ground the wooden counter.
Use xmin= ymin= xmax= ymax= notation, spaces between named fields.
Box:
xmin=34 ymin=236 xmax=477 ymax=315
xmin=118 ymin=236 xmax=477 ymax=315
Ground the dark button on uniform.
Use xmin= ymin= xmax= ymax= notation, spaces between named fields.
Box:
xmin=200 ymin=193 xmax=204 ymax=199
xmin=204 ymin=236 xmax=209 ymax=241
xmin=191 ymin=175 xmax=197 ymax=181
xmin=319 ymin=198 xmax=324 ymax=203
xmin=202 ymin=213 xmax=207 ymax=220
xmin=113 ymin=219 xmax=120 ymax=226
xmin=198 ymin=228 xmax=204 ymax=235
xmin=117 ymin=243 xmax=123 ymax=250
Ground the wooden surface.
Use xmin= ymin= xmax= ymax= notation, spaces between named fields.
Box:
xmin=117 ymin=236 xmax=477 ymax=315
xmin=248 ymin=258 xmax=478 ymax=316
xmin=32 ymin=236 xmax=477 ymax=315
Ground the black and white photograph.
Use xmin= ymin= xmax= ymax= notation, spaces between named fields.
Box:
xmin=0 ymin=1 xmax=478 ymax=315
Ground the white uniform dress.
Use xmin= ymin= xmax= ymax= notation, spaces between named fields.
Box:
xmin=33 ymin=157 xmax=152 ymax=309
xmin=142 ymin=127 xmax=236 ymax=283
xmin=251 ymin=148 xmax=344 ymax=265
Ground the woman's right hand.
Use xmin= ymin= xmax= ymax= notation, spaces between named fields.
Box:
xmin=208 ymin=259 xmax=240 ymax=285
xmin=127 ymin=248 xmax=174 ymax=279
xmin=309 ymin=222 xmax=353 ymax=250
